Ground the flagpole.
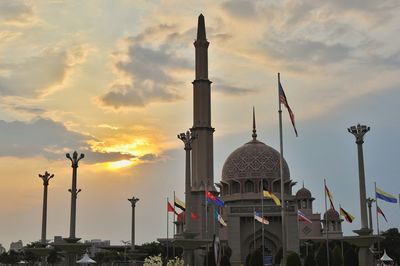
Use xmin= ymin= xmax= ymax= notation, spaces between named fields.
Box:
xmin=375 ymin=182 xmax=380 ymax=256
xmin=261 ymin=180 xmax=265 ymax=261
xmin=173 ymin=191 xmax=176 ymax=257
xmin=205 ymin=188 xmax=209 ymax=266
xmin=324 ymin=179 xmax=330 ymax=266
xmin=253 ymin=207 xmax=256 ymax=251
xmin=339 ymin=204 xmax=344 ymax=262
xmin=278 ymin=72 xmax=287 ymax=266
xmin=166 ymin=196 xmax=169 ymax=260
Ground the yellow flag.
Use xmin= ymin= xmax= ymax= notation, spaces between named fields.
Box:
xmin=263 ymin=190 xmax=281 ymax=206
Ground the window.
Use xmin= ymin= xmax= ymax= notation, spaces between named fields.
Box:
xmin=244 ymin=180 xmax=254 ymax=193
xmin=232 ymin=181 xmax=240 ymax=194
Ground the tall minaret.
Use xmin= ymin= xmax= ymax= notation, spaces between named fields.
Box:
xmin=190 ymin=14 xmax=215 ymax=239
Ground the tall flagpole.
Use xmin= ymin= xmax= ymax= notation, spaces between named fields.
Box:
xmin=375 ymin=182 xmax=380 ymax=255
xmin=253 ymin=207 xmax=256 ymax=251
xmin=166 ymin=196 xmax=169 ymax=260
xmin=324 ymin=179 xmax=330 ymax=266
xmin=205 ymin=188 xmax=209 ymax=266
xmin=278 ymin=72 xmax=287 ymax=265
xmin=261 ymin=180 xmax=265 ymax=261
xmin=173 ymin=191 xmax=176 ymax=257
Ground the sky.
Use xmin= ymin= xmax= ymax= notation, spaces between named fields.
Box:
xmin=0 ymin=0 xmax=399 ymax=249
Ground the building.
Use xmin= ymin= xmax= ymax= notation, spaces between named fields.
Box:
xmin=175 ymin=14 xmax=343 ymax=266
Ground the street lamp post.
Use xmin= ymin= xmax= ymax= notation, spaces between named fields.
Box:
xmin=128 ymin=197 xmax=139 ymax=251
xmin=66 ymin=151 xmax=84 ymax=242
xmin=177 ymin=131 xmax=196 ymax=233
xmin=366 ymin=198 xmax=375 ymax=233
xmin=39 ymin=171 xmax=54 ymax=246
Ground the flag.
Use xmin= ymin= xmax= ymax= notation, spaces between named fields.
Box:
xmin=297 ymin=210 xmax=312 ymax=224
xmin=191 ymin=212 xmax=199 ymax=220
xmin=167 ymin=201 xmax=177 ymax=215
xmin=214 ymin=211 xmax=227 ymax=227
xmin=377 ymin=206 xmax=388 ymax=223
xmin=325 ymin=185 xmax=335 ymax=211
xmin=376 ymin=188 xmax=398 ymax=203
xmin=206 ymin=191 xmax=225 ymax=207
xmin=279 ymin=80 xmax=298 ymax=137
xmin=339 ymin=207 xmax=355 ymax=223
xmin=174 ymin=197 xmax=186 ymax=211
xmin=254 ymin=212 xmax=269 ymax=225
xmin=177 ymin=212 xmax=184 ymax=222
xmin=263 ymin=190 xmax=281 ymax=206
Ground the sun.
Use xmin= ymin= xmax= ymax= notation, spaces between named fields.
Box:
xmin=105 ymin=159 xmax=134 ymax=170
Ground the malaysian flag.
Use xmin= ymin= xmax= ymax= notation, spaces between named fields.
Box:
xmin=279 ymin=80 xmax=298 ymax=137
xmin=297 ymin=210 xmax=312 ymax=224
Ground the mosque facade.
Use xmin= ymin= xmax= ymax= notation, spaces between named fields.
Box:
xmin=175 ymin=14 xmax=343 ymax=266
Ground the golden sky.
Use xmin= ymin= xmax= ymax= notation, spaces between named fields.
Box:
xmin=0 ymin=0 xmax=399 ymax=248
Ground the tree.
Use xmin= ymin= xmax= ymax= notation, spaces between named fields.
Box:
xmin=315 ymin=243 xmax=332 ymax=266
xmin=249 ymin=249 xmax=263 ymax=266
xmin=286 ymin=251 xmax=301 ymax=266
xmin=304 ymin=253 xmax=316 ymax=266
xmin=47 ymin=249 xmax=63 ymax=266
xmin=331 ymin=245 xmax=343 ymax=266
xmin=274 ymin=248 xmax=282 ymax=265
xmin=343 ymin=245 xmax=358 ymax=266
xmin=382 ymin=228 xmax=400 ymax=264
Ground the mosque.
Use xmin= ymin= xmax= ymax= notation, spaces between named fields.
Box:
xmin=173 ymin=14 xmax=343 ymax=266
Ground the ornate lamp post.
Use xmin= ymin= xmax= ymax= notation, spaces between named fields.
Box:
xmin=66 ymin=151 xmax=84 ymax=242
xmin=348 ymin=124 xmax=373 ymax=266
xmin=348 ymin=124 xmax=371 ymax=234
xmin=178 ymin=130 xmax=196 ymax=233
xmin=128 ymin=197 xmax=139 ymax=251
xmin=39 ymin=171 xmax=54 ymax=246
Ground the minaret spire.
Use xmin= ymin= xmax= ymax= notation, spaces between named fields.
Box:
xmin=252 ymin=106 xmax=257 ymax=140
xmin=197 ymin=14 xmax=206 ymax=41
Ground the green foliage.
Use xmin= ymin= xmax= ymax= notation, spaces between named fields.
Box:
xmin=249 ymin=249 xmax=263 ymax=266
xmin=382 ymin=228 xmax=400 ymax=264
xmin=331 ymin=245 xmax=343 ymax=266
xmin=47 ymin=249 xmax=63 ymax=266
xmin=275 ymin=248 xmax=282 ymax=265
xmin=304 ymin=253 xmax=316 ymax=266
xmin=343 ymin=245 xmax=358 ymax=266
xmin=286 ymin=251 xmax=301 ymax=266
xmin=143 ymin=254 xmax=163 ymax=266
xmin=0 ymin=250 xmax=21 ymax=265
xmin=315 ymin=243 xmax=332 ymax=266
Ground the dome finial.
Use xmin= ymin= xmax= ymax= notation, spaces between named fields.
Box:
xmin=302 ymin=180 xmax=304 ymax=188
xmin=252 ymin=106 xmax=257 ymax=140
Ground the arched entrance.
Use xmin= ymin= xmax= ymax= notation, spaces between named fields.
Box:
xmin=243 ymin=228 xmax=281 ymax=262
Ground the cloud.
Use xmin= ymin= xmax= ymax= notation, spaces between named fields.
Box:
xmin=221 ymin=0 xmax=257 ymax=19
xmin=214 ymin=81 xmax=256 ymax=96
xmin=263 ymin=38 xmax=351 ymax=64
xmin=0 ymin=44 xmax=92 ymax=98
xmin=0 ymin=118 xmax=135 ymax=164
xmin=0 ymin=1 xmax=37 ymax=26
xmin=99 ymin=25 xmax=192 ymax=109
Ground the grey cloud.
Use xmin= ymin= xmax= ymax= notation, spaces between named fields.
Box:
xmin=0 ymin=51 xmax=67 ymax=98
xmin=138 ymin=153 xmax=159 ymax=161
xmin=0 ymin=1 xmax=35 ymax=25
xmin=214 ymin=82 xmax=257 ymax=96
xmin=100 ymin=30 xmax=191 ymax=108
xmin=263 ymin=38 xmax=351 ymax=64
xmin=221 ymin=0 xmax=257 ymax=19
xmin=0 ymin=118 xmax=135 ymax=163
